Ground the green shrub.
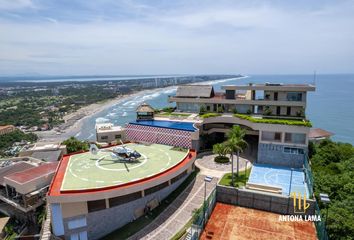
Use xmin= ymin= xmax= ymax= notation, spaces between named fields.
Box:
xmin=162 ymin=107 xmax=175 ymax=113
xmin=199 ymin=105 xmax=207 ymax=114
xmin=200 ymin=113 xmax=222 ymax=118
xmin=217 ymin=106 xmax=224 ymax=113
xmin=311 ymin=140 xmax=354 ymax=239
xmin=62 ymin=137 xmax=89 ymax=153
xmin=214 ymin=155 xmax=230 ymax=163
xmin=264 ymin=106 xmax=272 ymax=115
xmin=234 ymin=114 xmax=312 ymax=127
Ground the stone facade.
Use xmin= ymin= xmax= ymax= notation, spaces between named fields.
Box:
xmin=62 ymin=174 xmax=188 ymax=240
xmin=257 ymin=143 xmax=306 ymax=168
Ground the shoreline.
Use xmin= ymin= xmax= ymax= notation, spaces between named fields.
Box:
xmin=36 ymin=76 xmax=247 ymax=142
xmin=35 ymin=86 xmax=178 ymax=142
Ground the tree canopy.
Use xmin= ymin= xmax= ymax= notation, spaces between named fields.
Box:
xmin=0 ymin=129 xmax=38 ymax=155
xmin=310 ymin=139 xmax=354 ymax=239
xmin=62 ymin=137 xmax=89 ymax=153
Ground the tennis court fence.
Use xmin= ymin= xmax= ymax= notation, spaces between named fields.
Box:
xmin=303 ymin=154 xmax=314 ymax=197
xmin=190 ymin=188 xmax=217 ymax=240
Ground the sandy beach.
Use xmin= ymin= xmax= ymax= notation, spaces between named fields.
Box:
xmin=35 ymin=77 xmax=246 ymax=143
xmin=35 ymin=87 xmax=175 ymax=142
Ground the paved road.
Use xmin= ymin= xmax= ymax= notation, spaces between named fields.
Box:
xmin=127 ymin=174 xmax=218 ymax=240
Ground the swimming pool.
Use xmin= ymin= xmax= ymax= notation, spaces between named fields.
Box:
xmin=248 ymin=164 xmax=309 ymax=196
xmin=130 ymin=120 xmax=197 ymax=132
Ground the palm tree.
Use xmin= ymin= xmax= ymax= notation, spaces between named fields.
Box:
xmin=212 ymin=143 xmax=227 ymax=158
xmin=225 ymin=125 xmax=248 ymax=186
xmin=213 ymin=142 xmax=229 ymax=163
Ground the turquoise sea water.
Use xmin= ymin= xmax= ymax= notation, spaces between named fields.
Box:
xmin=77 ymin=74 xmax=354 ymax=144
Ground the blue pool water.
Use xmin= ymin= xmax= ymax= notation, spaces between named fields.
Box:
xmin=130 ymin=120 xmax=197 ymax=132
xmin=248 ymin=164 xmax=309 ymax=197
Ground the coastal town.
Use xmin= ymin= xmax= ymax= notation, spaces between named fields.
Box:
xmin=0 ymin=75 xmax=239 ymax=156
xmin=1 ymin=1 xmax=353 ymax=240
xmin=0 ymin=77 xmax=352 ymax=240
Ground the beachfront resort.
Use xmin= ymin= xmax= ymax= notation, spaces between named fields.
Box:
xmin=1 ymin=81 xmax=335 ymax=240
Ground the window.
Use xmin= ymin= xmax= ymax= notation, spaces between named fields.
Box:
xmin=115 ymin=134 xmax=121 ymax=139
xmin=276 ymin=106 xmax=281 ymax=115
xmin=144 ymin=181 xmax=169 ymax=196
xmin=284 ymin=147 xmax=304 ymax=155
xmin=70 ymin=231 xmax=88 ymax=240
xmin=274 ymin=92 xmax=278 ymax=101
xmin=261 ymin=131 xmax=282 ymax=142
xmin=171 ymin=171 xmax=187 ymax=184
xmin=87 ymin=199 xmax=106 ymax=213
xmin=100 ymin=136 xmax=108 ymax=140
xmin=287 ymin=92 xmax=303 ymax=101
xmin=68 ymin=217 xmax=87 ymax=230
xmin=285 ymin=133 xmax=306 ymax=144
xmin=225 ymin=90 xmax=235 ymax=99
xmin=287 ymin=107 xmax=291 ymax=115
xmin=109 ymin=192 xmax=142 ymax=208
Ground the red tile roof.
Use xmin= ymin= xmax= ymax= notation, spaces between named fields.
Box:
xmin=0 ymin=162 xmax=34 ymax=185
xmin=309 ymin=128 xmax=333 ymax=139
xmin=5 ymin=162 xmax=58 ymax=184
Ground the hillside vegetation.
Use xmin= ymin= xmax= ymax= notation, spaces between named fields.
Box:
xmin=310 ymin=140 xmax=354 ymax=239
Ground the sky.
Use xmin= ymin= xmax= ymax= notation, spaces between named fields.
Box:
xmin=0 ymin=0 xmax=354 ymax=76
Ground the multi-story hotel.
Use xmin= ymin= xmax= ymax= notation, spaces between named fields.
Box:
xmin=47 ymin=82 xmax=316 ymax=239
xmin=169 ymin=83 xmax=316 ymax=168
xmin=169 ymin=83 xmax=314 ymax=118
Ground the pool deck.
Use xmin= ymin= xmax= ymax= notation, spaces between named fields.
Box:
xmin=130 ymin=120 xmax=198 ymax=132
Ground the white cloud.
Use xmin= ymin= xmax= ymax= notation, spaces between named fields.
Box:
xmin=0 ymin=0 xmax=353 ymax=75
xmin=0 ymin=0 xmax=35 ymax=10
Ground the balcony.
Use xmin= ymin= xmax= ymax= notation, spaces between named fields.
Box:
xmin=0 ymin=187 xmax=46 ymax=212
xmin=168 ymin=95 xmax=306 ymax=107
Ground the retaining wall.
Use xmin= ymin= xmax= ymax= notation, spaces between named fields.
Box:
xmin=216 ymin=184 xmax=316 ymax=216
xmin=83 ymin=174 xmax=189 ymax=240
xmin=257 ymin=143 xmax=306 ymax=168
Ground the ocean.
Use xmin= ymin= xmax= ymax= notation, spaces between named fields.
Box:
xmin=76 ymin=74 xmax=354 ymax=144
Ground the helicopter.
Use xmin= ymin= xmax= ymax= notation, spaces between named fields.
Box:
xmin=89 ymin=140 xmax=142 ymax=162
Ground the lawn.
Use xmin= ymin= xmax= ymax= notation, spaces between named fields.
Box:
xmin=219 ymin=168 xmax=252 ymax=187
xmin=234 ymin=114 xmax=312 ymax=127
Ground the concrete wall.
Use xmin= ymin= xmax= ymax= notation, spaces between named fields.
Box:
xmin=216 ymin=185 xmax=316 ymax=216
xmin=58 ymin=174 xmax=189 ymax=240
xmin=257 ymin=143 xmax=306 ymax=168
xmin=96 ymin=129 xmax=126 ymax=144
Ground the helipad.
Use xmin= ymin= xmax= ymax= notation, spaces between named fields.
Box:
xmin=61 ymin=143 xmax=188 ymax=191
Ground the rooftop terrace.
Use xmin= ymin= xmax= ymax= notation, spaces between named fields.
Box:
xmin=60 ymin=143 xmax=189 ymax=191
